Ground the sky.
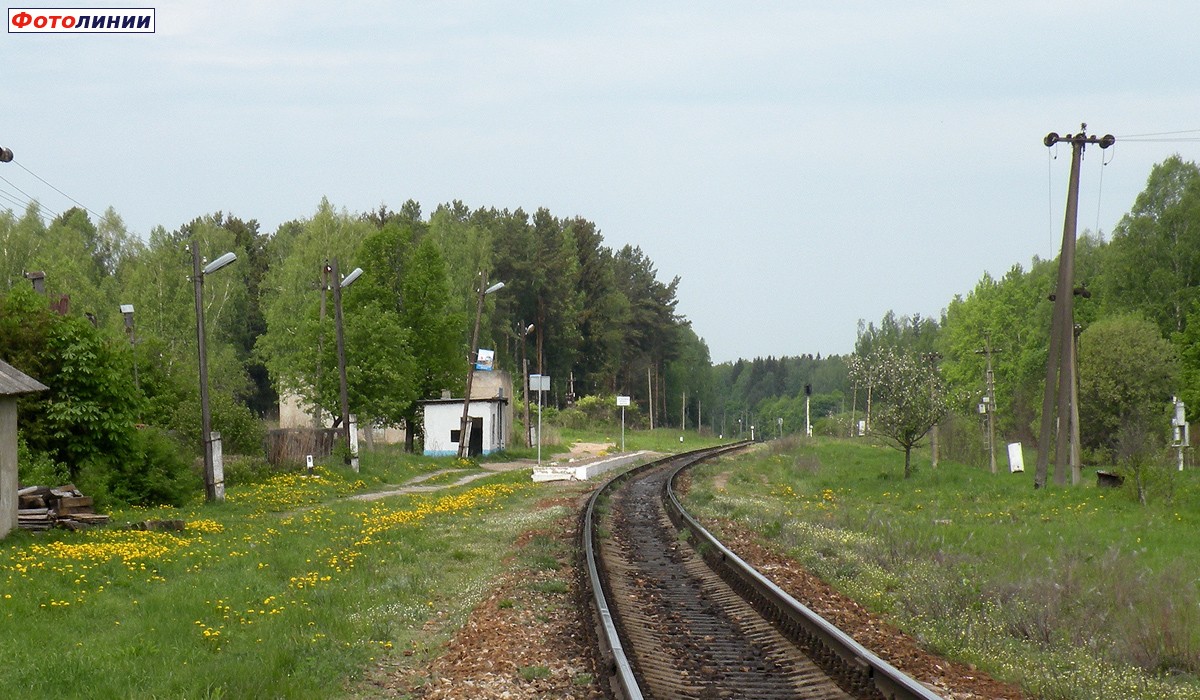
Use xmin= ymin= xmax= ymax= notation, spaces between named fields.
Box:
xmin=4 ymin=1 xmax=1200 ymax=363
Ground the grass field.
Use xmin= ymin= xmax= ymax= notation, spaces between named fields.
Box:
xmin=682 ymin=437 xmax=1200 ymax=700
xmin=1 ymin=427 xmax=719 ymax=699
xmin=0 ymin=446 xmax=562 ymax=698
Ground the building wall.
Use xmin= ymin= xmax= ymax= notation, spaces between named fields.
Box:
xmin=277 ymin=391 xmax=406 ymax=445
xmin=466 ymin=371 xmax=514 ymax=448
xmin=0 ymin=400 xmax=17 ymax=539
xmin=423 ymin=400 xmax=506 ymax=457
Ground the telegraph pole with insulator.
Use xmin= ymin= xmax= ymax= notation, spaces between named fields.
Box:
xmin=1034 ymin=125 xmax=1114 ymax=488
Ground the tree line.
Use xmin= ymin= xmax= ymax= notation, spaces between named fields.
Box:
xmin=4 ymin=153 xmax=1196 ymax=500
xmin=0 ymin=197 xmax=705 ymax=504
xmin=718 ymin=155 xmax=1198 ymax=479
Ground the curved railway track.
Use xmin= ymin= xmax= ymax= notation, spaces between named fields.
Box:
xmin=583 ymin=443 xmax=944 ymax=700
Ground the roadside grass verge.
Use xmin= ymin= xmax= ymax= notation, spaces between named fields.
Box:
xmin=683 ymin=438 xmax=1200 ymax=700
xmin=0 ymin=455 xmax=562 ymax=699
xmin=558 ymin=426 xmax=727 ymax=454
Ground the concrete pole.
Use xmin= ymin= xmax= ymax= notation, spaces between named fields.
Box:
xmin=458 ymin=272 xmax=488 ymax=460
xmin=1036 ymin=126 xmax=1113 ymax=487
xmin=332 ymin=258 xmax=354 ymax=469
xmin=192 ymin=242 xmax=217 ymax=502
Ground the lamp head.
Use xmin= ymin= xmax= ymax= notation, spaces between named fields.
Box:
xmin=202 ymin=252 xmax=237 ymax=275
xmin=341 ymin=267 xmax=364 ymax=288
xmin=484 ymin=281 xmax=506 ymax=295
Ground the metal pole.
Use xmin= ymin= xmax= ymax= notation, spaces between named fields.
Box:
xmin=537 ymin=383 xmax=543 ymax=467
xmin=192 ymin=242 xmax=216 ymax=502
xmin=332 ymin=258 xmax=353 ymax=467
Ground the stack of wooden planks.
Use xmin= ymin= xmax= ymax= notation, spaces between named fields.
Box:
xmin=17 ymin=485 xmax=110 ymax=532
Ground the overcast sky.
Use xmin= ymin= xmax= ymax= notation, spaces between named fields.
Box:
xmin=4 ymin=1 xmax=1200 ymax=362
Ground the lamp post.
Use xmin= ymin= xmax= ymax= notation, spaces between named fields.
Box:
xmin=331 ymin=258 xmax=364 ymax=471
xmin=518 ymin=322 xmax=534 ymax=448
xmin=193 ymin=243 xmax=237 ymax=502
xmin=457 ymin=272 xmax=505 ymax=460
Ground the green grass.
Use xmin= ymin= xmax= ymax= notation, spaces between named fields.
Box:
xmin=683 ymin=437 xmax=1200 ymax=700
xmin=0 ymin=447 xmax=565 ymax=699
xmin=558 ymin=426 xmax=727 ymax=454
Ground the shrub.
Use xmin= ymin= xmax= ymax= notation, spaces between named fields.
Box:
xmin=16 ymin=435 xmax=70 ymax=487
xmin=107 ymin=426 xmax=199 ymax=507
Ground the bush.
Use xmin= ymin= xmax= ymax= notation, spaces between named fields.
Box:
xmin=107 ymin=426 xmax=200 ymax=507
xmin=15 ymin=435 xmax=69 ymax=487
xmin=221 ymin=454 xmax=285 ymax=487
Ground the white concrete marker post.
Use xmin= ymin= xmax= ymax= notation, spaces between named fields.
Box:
xmin=211 ymin=432 xmax=225 ymax=502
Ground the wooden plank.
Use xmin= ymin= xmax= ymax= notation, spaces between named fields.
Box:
xmin=55 ymin=496 xmax=92 ymax=509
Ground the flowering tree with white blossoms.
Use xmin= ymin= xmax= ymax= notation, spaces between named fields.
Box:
xmin=851 ymin=347 xmax=951 ymax=478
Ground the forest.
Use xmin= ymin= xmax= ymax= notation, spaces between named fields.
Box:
xmin=0 ymin=198 xmax=704 ymax=504
xmin=2 ymin=154 xmax=1198 ymax=505
xmin=719 ymin=155 xmax=1199 ymax=475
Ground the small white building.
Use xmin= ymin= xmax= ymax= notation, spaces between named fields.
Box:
xmin=1 ymin=359 xmax=48 ymax=539
xmin=421 ymin=397 xmax=509 ymax=457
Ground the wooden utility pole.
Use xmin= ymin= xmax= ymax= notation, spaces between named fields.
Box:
xmin=1035 ymin=125 xmax=1114 ymax=488
xmin=975 ymin=337 xmax=1001 ymax=474
xmin=647 ymin=366 xmax=654 ymax=430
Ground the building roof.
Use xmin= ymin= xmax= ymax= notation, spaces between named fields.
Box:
xmin=0 ymin=359 xmax=49 ymax=397
xmin=418 ymin=396 xmax=508 ymax=406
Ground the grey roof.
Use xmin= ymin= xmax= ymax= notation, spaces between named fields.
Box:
xmin=418 ymin=396 xmax=508 ymax=406
xmin=0 ymin=359 xmax=48 ymax=396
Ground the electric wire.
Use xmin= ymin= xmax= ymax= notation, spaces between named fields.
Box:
xmin=0 ymin=173 xmax=49 ymax=214
xmin=1047 ymin=146 xmax=1056 ymax=257
xmin=1114 ymin=128 xmax=1200 ymax=138
xmin=0 ymin=182 xmax=58 ymax=221
xmin=12 ymin=159 xmax=104 ymax=220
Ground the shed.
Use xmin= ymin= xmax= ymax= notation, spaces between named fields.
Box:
xmin=420 ymin=397 xmax=509 ymax=457
xmin=0 ymin=359 xmax=49 ymax=538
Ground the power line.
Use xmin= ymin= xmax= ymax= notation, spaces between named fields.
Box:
xmin=12 ymin=159 xmax=104 ymax=220
xmin=1114 ymin=128 xmax=1200 ymax=138
xmin=0 ymin=183 xmax=58 ymax=221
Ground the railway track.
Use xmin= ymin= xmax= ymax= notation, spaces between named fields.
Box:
xmin=583 ymin=443 xmax=944 ymax=700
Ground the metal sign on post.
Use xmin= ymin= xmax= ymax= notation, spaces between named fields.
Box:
xmin=617 ymin=395 xmax=630 ymax=451
xmin=531 ymin=375 xmax=550 ymax=466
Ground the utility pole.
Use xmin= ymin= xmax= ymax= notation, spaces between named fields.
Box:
xmin=975 ymin=338 xmax=1001 ymax=474
xmin=313 ymin=261 xmax=331 ymax=428
xmin=1035 ymin=125 xmax=1114 ymax=488
xmin=647 ymin=366 xmax=654 ymax=431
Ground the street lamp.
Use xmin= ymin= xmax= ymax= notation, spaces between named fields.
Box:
xmin=331 ymin=258 xmax=363 ymax=471
xmin=193 ymin=242 xmax=237 ymax=502
xmin=518 ymin=322 xmax=534 ymax=448
xmin=457 ymin=272 xmax=505 ymax=460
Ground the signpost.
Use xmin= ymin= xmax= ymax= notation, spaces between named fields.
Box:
xmin=530 ymin=374 xmax=550 ymax=466
xmin=617 ymin=395 xmax=630 ymax=452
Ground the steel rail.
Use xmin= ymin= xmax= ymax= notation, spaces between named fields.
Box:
xmin=583 ymin=443 xmax=746 ymax=699
xmin=663 ymin=458 xmax=946 ymax=700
